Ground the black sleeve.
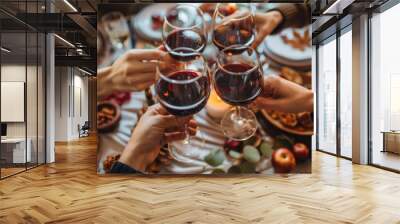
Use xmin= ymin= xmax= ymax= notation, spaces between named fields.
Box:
xmin=110 ymin=161 xmax=139 ymax=174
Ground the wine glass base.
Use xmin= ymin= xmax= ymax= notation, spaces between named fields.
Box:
xmin=220 ymin=107 xmax=257 ymax=141
xmin=168 ymin=130 xmax=206 ymax=160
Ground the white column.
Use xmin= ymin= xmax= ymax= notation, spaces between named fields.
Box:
xmin=46 ymin=32 xmax=55 ymax=163
xmin=45 ymin=0 xmax=56 ymax=163
xmin=352 ymin=14 xmax=369 ymax=164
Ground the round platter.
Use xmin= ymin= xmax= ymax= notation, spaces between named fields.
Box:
xmin=261 ymin=110 xmax=313 ymax=136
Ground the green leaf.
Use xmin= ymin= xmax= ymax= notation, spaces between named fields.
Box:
xmin=143 ymin=44 xmax=156 ymax=49
xmin=228 ymin=150 xmax=242 ymax=159
xmin=227 ymin=165 xmax=241 ymax=174
xmin=259 ymin=142 xmax=274 ymax=158
xmin=212 ymin=169 xmax=225 ymax=174
xmin=243 ymin=135 xmax=261 ymax=147
xmin=239 ymin=162 xmax=256 ymax=173
xmin=243 ymin=136 xmax=257 ymax=146
xmin=273 ymin=135 xmax=294 ymax=149
xmin=243 ymin=145 xmax=261 ymax=163
xmin=204 ymin=149 xmax=225 ymax=167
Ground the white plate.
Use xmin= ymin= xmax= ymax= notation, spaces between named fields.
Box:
xmin=132 ymin=3 xmax=201 ymax=42
xmin=264 ymin=26 xmax=311 ymax=66
xmin=133 ymin=3 xmax=175 ymax=42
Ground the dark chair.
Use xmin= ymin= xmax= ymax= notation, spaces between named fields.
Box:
xmin=79 ymin=121 xmax=90 ymax=138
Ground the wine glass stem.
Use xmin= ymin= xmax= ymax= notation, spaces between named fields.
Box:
xmin=183 ymin=123 xmax=190 ymax=144
xmin=235 ymin=106 xmax=241 ymax=119
xmin=116 ymin=42 xmax=124 ymax=50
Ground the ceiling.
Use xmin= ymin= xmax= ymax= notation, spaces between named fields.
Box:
xmin=0 ymin=0 xmax=98 ymax=73
xmin=0 ymin=0 xmax=395 ymax=74
xmin=311 ymin=0 xmax=392 ymax=44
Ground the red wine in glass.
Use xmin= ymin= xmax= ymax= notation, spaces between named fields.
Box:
xmin=156 ymin=70 xmax=210 ymax=116
xmin=214 ymin=63 xmax=262 ymax=106
xmin=212 ymin=3 xmax=255 ymax=53
xmin=165 ymin=29 xmax=206 ymax=61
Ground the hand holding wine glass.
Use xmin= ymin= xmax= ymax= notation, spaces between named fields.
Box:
xmin=251 ymin=11 xmax=284 ymax=49
xmin=252 ymin=75 xmax=314 ymax=113
xmin=97 ymin=49 xmax=167 ymax=98
xmin=119 ymin=104 xmax=197 ymax=172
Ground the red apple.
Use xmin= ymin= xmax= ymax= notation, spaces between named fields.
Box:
xmin=271 ymin=148 xmax=296 ymax=173
xmin=293 ymin=143 xmax=309 ymax=162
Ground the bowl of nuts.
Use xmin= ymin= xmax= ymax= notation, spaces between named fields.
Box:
xmin=97 ymin=101 xmax=121 ymax=133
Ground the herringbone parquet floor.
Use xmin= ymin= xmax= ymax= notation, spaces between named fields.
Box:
xmin=0 ymin=135 xmax=399 ymax=224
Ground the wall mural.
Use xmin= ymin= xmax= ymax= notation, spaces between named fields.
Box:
xmin=97 ymin=3 xmax=313 ymax=175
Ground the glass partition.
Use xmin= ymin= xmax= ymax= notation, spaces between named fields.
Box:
xmin=27 ymin=31 xmax=38 ymax=169
xmin=0 ymin=1 xmax=46 ymax=179
xmin=1 ymin=28 xmax=28 ymax=178
xmin=38 ymin=32 xmax=45 ymax=165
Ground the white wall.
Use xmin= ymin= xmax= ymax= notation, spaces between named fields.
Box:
xmin=1 ymin=65 xmax=41 ymax=137
xmin=54 ymin=67 xmax=89 ymax=141
xmin=54 ymin=67 xmax=69 ymax=141
xmin=1 ymin=65 xmax=26 ymax=138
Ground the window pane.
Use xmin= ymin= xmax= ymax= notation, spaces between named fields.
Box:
xmin=318 ymin=38 xmax=337 ymax=154
xmin=371 ymin=4 xmax=400 ymax=171
xmin=340 ymin=29 xmax=352 ymax=158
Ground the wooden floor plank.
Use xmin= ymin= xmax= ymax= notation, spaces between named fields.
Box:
xmin=0 ymin=135 xmax=399 ymax=223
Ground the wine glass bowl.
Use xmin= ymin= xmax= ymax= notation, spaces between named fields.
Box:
xmin=212 ymin=3 xmax=255 ymax=52
xmin=213 ymin=45 xmax=263 ymax=140
xmin=163 ymin=4 xmax=207 ymax=61
xmin=156 ymin=57 xmax=210 ymax=117
xmin=214 ymin=60 xmax=263 ymax=106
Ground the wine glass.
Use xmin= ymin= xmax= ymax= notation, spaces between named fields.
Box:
xmin=102 ymin=11 xmax=131 ymax=50
xmin=212 ymin=3 xmax=255 ymax=52
xmin=155 ymin=50 xmax=210 ymax=155
xmin=213 ymin=45 xmax=263 ymax=141
xmin=162 ymin=4 xmax=207 ymax=61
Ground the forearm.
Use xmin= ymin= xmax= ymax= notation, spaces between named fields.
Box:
xmin=304 ymin=90 xmax=314 ymax=113
xmin=118 ymin=142 xmax=149 ymax=172
xmin=97 ymin=66 xmax=113 ymax=99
